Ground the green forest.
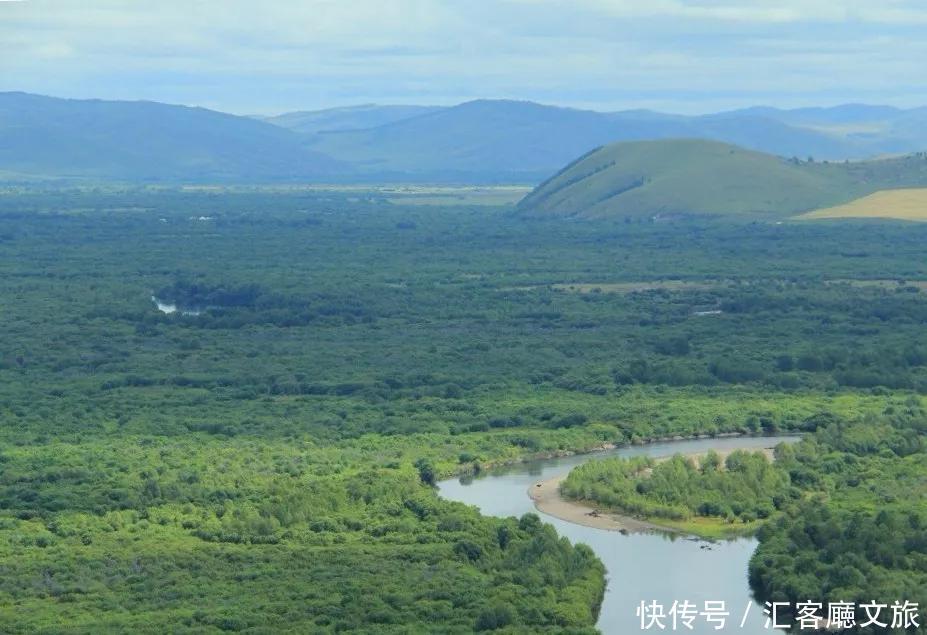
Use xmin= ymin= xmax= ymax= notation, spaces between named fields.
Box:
xmin=1 ymin=186 xmax=926 ymax=632
xmin=560 ymin=449 xmax=790 ymax=535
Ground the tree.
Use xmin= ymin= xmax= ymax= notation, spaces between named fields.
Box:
xmin=414 ymin=458 xmax=436 ymax=486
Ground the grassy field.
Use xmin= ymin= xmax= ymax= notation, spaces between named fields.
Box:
xmin=799 ymin=187 xmax=927 ymax=221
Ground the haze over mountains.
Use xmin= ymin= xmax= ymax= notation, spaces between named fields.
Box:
xmin=2 ymin=91 xmax=927 ymax=184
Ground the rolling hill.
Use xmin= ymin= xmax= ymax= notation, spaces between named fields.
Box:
xmin=0 ymin=92 xmax=343 ymax=182
xmin=517 ymin=139 xmax=927 ymax=219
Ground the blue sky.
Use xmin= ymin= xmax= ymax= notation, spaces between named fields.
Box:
xmin=2 ymin=0 xmax=926 ymax=114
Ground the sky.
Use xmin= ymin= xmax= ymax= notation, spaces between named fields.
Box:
xmin=2 ymin=0 xmax=927 ymax=115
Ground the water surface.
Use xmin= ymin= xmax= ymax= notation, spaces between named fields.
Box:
xmin=438 ymin=435 xmax=799 ymax=634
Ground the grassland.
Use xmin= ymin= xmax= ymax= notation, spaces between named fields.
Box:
xmin=799 ymin=187 xmax=927 ymax=221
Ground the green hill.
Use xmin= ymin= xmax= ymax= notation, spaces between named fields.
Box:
xmin=517 ymin=139 xmax=927 ymax=218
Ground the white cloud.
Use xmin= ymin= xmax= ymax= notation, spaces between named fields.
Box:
xmin=517 ymin=0 xmax=927 ymax=24
xmin=1 ymin=0 xmax=925 ymax=113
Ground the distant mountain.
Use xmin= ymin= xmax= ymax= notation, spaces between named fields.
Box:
xmin=3 ymin=92 xmax=926 ymax=185
xmin=722 ymin=104 xmax=927 ymax=156
xmin=517 ymin=139 xmax=927 ymax=219
xmin=0 ymin=92 xmax=342 ymax=182
xmin=726 ymin=104 xmax=906 ymax=124
xmin=304 ymin=100 xmax=642 ymax=182
xmin=262 ymin=104 xmax=444 ymax=134
xmin=298 ymin=99 xmax=895 ymax=182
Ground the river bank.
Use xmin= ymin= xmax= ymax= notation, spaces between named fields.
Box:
xmin=529 ymin=473 xmax=670 ymax=533
xmin=438 ymin=434 xmax=800 ymax=634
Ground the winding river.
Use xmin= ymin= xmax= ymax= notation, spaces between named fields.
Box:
xmin=437 ymin=435 xmax=799 ymax=634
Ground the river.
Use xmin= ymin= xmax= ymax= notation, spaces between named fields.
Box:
xmin=437 ymin=435 xmax=799 ymax=634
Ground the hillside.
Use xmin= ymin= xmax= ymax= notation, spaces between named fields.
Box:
xmin=0 ymin=92 xmax=342 ymax=182
xmin=517 ymin=139 xmax=927 ymax=218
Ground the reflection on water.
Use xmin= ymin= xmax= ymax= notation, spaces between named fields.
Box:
xmin=438 ymin=435 xmax=799 ymax=635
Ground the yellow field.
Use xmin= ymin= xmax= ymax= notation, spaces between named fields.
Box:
xmin=799 ymin=188 xmax=927 ymax=221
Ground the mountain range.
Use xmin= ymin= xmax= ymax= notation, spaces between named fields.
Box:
xmin=2 ymin=91 xmax=927 ymax=184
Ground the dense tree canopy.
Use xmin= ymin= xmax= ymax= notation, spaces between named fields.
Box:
xmin=0 ymin=187 xmax=926 ymax=630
